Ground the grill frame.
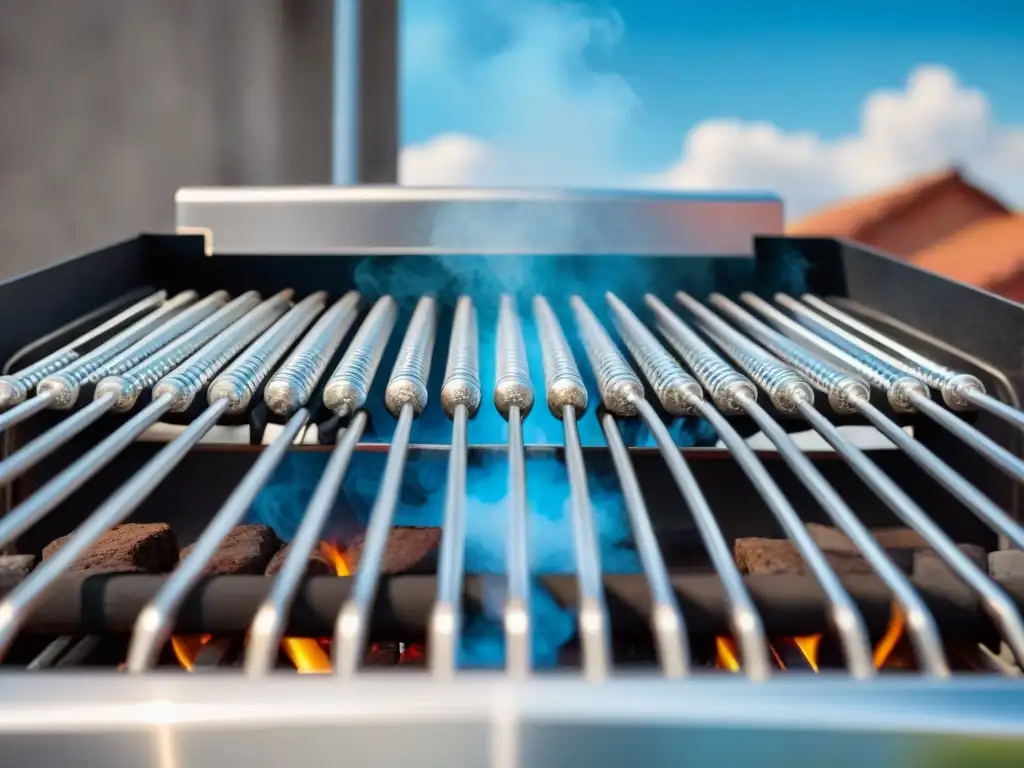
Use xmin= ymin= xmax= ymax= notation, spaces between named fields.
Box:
xmin=0 ymin=214 xmax=1023 ymax=763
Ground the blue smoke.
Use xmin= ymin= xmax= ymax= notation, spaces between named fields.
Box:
xmin=250 ymin=245 xmax=811 ymax=668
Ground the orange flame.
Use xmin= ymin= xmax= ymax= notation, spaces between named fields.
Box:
xmin=715 ymin=637 xmax=741 ymax=672
xmin=281 ymin=541 xmax=350 ymax=674
xmin=715 ymin=604 xmax=907 ymax=672
xmin=872 ymin=604 xmax=906 ymax=669
xmin=171 ymin=634 xmax=212 ymax=671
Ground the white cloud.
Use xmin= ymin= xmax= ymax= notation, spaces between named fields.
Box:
xmin=648 ymin=66 xmax=1024 ymax=219
xmin=399 ymin=4 xmax=1024 ymax=220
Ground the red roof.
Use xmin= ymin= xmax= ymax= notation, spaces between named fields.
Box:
xmin=910 ymin=214 xmax=1024 ymax=289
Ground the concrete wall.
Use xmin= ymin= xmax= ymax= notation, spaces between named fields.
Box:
xmin=0 ymin=0 xmax=333 ymax=280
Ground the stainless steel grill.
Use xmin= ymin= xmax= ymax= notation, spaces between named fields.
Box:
xmin=0 ymin=188 xmax=1022 ymax=766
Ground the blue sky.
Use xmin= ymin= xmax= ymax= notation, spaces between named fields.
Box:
xmin=397 ymin=0 xmax=1024 ymax=217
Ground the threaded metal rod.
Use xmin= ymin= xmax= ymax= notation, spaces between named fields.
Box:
xmin=535 ymin=296 xmax=608 ymax=680
xmin=384 ymin=296 xmax=438 ymax=418
xmin=126 ymin=408 xmax=310 ymax=672
xmin=431 ymin=296 xmax=481 ymax=677
xmin=777 ymin=294 xmax=1024 ymax=485
xmin=264 ymin=292 xmax=361 ymax=418
xmin=323 ymin=296 xmax=398 ymax=417
xmin=574 ymin=295 xmax=771 ymax=681
xmin=208 ymin=292 xmax=326 ymax=415
xmin=439 ymin=296 xmax=482 ymax=420
xmin=0 ymin=289 xmax=169 ymax=409
xmin=153 ymin=290 xmax=294 ymax=413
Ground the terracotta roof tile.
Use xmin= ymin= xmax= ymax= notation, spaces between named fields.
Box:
xmin=786 ymin=168 xmax=1009 ymax=239
xmin=910 ymin=214 xmax=1024 ymax=288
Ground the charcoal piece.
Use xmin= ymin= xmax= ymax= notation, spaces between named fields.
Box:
xmin=914 ymin=544 xmax=987 ymax=578
xmin=265 ymin=545 xmax=335 ymax=576
xmin=806 ymin=524 xmax=932 ymax=553
xmin=346 ymin=527 xmax=441 ymax=574
xmin=734 ymin=537 xmax=878 ymax=576
xmin=871 ymin=527 xmax=931 ymax=550
xmin=42 ymin=523 xmax=178 ymax=574
xmin=989 ymin=550 xmax=1024 ymax=580
xmin=179 ymin=525 xmax=282 ymax=575
xmin=0 ymin=554 xmax=37 ymax=578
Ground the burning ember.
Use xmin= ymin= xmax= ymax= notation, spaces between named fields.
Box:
xmin=715 ymin=605 xmax=907 ymax=673
xmin=169 ymin=540 xmax=419 ymax=672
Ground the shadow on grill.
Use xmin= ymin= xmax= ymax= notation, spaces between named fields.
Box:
xmin=0 ymin=257 xmax=1022 ymax=680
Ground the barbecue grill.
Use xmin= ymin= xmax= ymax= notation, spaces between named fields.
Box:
xmin=0 ymin=184 xmax=1021 ymax=766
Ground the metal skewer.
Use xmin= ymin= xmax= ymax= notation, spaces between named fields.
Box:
xmin=335 ymin=296 xmax=438 ymax=677
xmin=430 ymin=296 xmax=482 ymax=678
xmin=802 ymin=294 xmax=1024 ymax=431
xmin=323 ymin=296 xmax=399 ymax=417
xmin=534 ymin=296 xmax=609 ymax=681
xmin=0 ymin=290 xmax=202 ymax=436
xmin=615 ymin=292 xmax=875 ymax=678
xmin=733 ymin=292 xmax=1024 ymax=553
xmin=0 ymin=291 xmax=231 ymax=491
xmin=492 ymin=294 xmax=535 ymax=678
xmin=264 ymin=292 xmax=361 ymax=418
xmin=672 ymin=292 xmax=948 ymax=676
xmin=570 ymin=295 xmax=771 ymax=681
xmin=248 ymin=295 xmax=397 ymax=676
xmin=0 ymin=289 xmax=170 ymax=410
xmin=679 ymin=294 xmax=1024 ymax=671
xmin=0 ymin=292 xmax=302 ymax=658
xmin=0 ymin=290 xmax=284 ymax=557
xmin=124 ymin=295 xmax=329 ymax=670
xmin=775 ymin=294 xmax=1024 ymax=484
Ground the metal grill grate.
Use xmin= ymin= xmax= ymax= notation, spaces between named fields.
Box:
xmin=0 ymin=286 xmax=1022 ymax=681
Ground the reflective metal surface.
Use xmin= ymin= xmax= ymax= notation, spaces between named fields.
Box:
xmin=175 ymin=186 xmax=783 ymax=256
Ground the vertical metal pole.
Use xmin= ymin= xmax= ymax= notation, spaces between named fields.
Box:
xmin=332 ymin=0 xmax=399 ymax=185
xmin=332 ymin=0 xmax=359 ymax=185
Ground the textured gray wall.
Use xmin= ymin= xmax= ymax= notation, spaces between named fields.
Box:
xmin=0 ymin=0 xmax=333 ymax=279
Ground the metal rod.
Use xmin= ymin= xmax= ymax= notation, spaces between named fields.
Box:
xmin=0 ymin=395 xmax=223 ymax=658
xmin=247 ymin=411 xmax=368 ymax=676
xmin=264 ymin=291 xmax=361 ymax=418
xmin=323 ymin=296 xmax=398 ymax=416
xmin=776 ymin=294 xmax=1024 ymax=483
xmin=0 ymin=394 xmax=172 ymax=554
xmin=534 ymin=296 xmax=609 ymax=680
xmin=700 ymin=294 xmax=1021 ymax=671
xmin=26 ymin=635 xmax=79 ymax=670
xmin=431 ymin=296 xmax=482 ymax=678
xmin=0 ymin=289 xmax=169 ymax=409
xmin=651 ymin=292 xmax=873 ymax=677
xmin=729 ymin=293 xmax=1024 ymax=554
xmin=802 ymin=294 xmax=1023 ymax=430
xmin=494 ymin=294 xmax=535 ymax=678
xmin=573 ymin=295 xmax=772 ymax=681
xmin=207 ymin=293 xmax=326 ymax=415
xmin=126 ymin=409 xmax=309 ymax=672
xmin=334 ymin=297 xmax=437 ymax=676
xmin=600 ymin=413 xmax=689 ymax=677
xmin=334 ymin=404 xmax=415 ymax=676
xmin=0 ymin=571 xmax=1004 ymax=641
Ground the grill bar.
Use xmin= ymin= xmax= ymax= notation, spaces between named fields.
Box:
xmin=645 ymin=294 xmax=877 ymax=678
xmin=0 ymin=289 xmax=170 ymax=411
xmin=0 ymin=286 xmax=1021 ymax=680
xmin=684 ymin=292 xmax=1024 ymax=670
xmin=535 ymin=295 xmax=609 ymax=681
xmin=0 ymin=571 xmax=1007 ymax=641
xmin=776 ymin=294 xmax=1024 ymax=484
xmin=494 ymin=294 xmax=535 ymax=677
xmin=573 ymin=295 xmax=774 ymax=680
xmin=802 ymin=294 xmax=1023 ymax=431
xmin=335 ymin=295 xmax=437 ymax=676
xmin=431 ymin=296 xmax=481 ymax=678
